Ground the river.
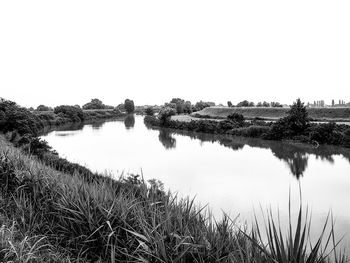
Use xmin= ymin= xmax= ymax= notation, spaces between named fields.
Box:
xmin=41 ymin=115 xmax=350 ymax=252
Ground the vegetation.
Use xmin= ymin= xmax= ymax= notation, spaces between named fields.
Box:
xmin=194 ymin=106 xmax=350 ymax=122
xmin=36 ymin=105 xmax=53 ymax=111
xmin=54 ymin=105 xmax=85 ymax=122
xmin=0 ymin=97 xmax=348 ymax=262
xmin=82 ymin=98 xmax=114 ymax=110
xmin=124 ymin=99 xmax=135 ymax=113
xmin=0 ymin=134 xmax=347 ymax=262
xmin=145 ymin=99 xmax=350 ymax=148
xmin=145 ymin=106 xmax=154 ymax=116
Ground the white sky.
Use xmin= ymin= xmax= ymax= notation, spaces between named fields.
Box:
xmin=1 ymin=0 xmax=349 ymax=108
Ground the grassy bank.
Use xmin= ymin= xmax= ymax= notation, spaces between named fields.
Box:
xmin=0 ymin=135 xmax=348 ymax=262
xmin=1 ymin=98 xmax=348 ymax=262
xmin=194 ymin=107 xmax=350 ymax=122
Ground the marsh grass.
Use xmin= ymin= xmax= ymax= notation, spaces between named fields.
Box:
xmin=0 ymin=135 xmax=348 ymax=262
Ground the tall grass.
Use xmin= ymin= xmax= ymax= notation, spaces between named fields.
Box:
xmin=0 ymin=136 xmax=348 ymax=262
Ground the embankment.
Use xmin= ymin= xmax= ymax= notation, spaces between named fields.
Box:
xmin=193 ymin=107 xmax=350 ymax=122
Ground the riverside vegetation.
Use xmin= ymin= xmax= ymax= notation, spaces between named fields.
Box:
xmin=0 ymin=98 xmax=348 ymax=262
xmin=145 ymin=99 xmax=350 ymax=149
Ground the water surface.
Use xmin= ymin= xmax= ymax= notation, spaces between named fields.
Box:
xmin=42 ymin=115 xmax=350 ymax=251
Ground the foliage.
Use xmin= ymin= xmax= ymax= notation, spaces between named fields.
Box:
xmin=124 ymin=99 xmax=135 ymax=113
xmin=54 ymin=105 xmax=84 ymax=122
xmin=0 ymin=98 xmax=44 ymax=136
xmin=82 ymin=98 xmax=113 ymax=110
xmin=158 ymin=107 xmax=176 ymax=124
xmin=0 ymin=138 xmax=347 ymax=262
xmin=145 ymin=107 xmax=154 ymax=116
xmin=309 ymin=122 xmax=344 ymax=145
xmin=36 ymin=105 xmax=52 ymax=111
xmin=227 ymin=113 xmax=245 ymax=126
xmin=193 ymin=101 xmax=215 ymax=112
xmin=227 ymin=101 xmax=233 ymax=107
xmin=266 ymin=99 xmax=310 ymax=139
xmin=237 ymin=100 xmax=254 ymax=107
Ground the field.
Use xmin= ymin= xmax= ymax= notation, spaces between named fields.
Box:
xmin=193 ymin=107 xmax=350 ymax=122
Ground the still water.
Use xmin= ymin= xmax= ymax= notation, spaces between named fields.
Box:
xmin=42 ymin=115 xmax=350 ymax=250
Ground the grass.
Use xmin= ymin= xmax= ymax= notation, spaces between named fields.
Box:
xmin=194 ymin=107 xmax=350 ymax=122
xmin=0 ymin=135 xmax=348 ymax=262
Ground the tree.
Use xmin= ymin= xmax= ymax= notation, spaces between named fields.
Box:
xmin=36 ymin=105 xmax=52 ymax=111
xmin=158 ymin=107 xmax=176 ymax=125
xmin=83 ymin=98 xmax=113 ymax=110
xmin=236 ymin=100 xmax=250 ymax=107
xmin=145 ymin=107 xmax=154 ymax=116
xmin=227 ymin=101 xmax=233 ymax=107
xmin=124 ymin=99 xmax=135 ymax=113
xmin=54 ymin=105 xmax=84 ymax=122
xmin=283 ymin=99 xmax=310 ymax=135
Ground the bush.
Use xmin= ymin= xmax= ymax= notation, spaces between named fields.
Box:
xmin=124 ymin=99 xmax=135 ymax=113
xmin=158 ymin=107 xmax=176 ymax=125
xmin=343 ymin=128 xmax=350 ymax=147
xmin=145 ymin=107 xmax=154 ymax=116
xmin=54 ymin=105 xmax=84 ymax=122
xmin=309 ymin=122 xmax=343 ymax=145
xmin=0 ymin=99 xmax=44 ymax=136
xmin=36 ymin=105 xmax=52 ymax=111
xmin=82 ymin=99 xmax=113 ymax=110
xmin=227 ymin=113 xmax=245 ymax=126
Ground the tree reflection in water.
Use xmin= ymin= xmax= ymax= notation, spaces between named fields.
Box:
xmin=158 ymin=128 xmax=350 ymax=179
xmin=158 ymin=129 xmax=176 ymax=150
xmin=124 ymin=115 xmax=135 ymax=130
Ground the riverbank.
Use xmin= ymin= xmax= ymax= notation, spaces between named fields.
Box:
xmin=193 ymin=106 xmax=350 ymax=122
xmin=35 ymin=108 xmax=126 ymax=130
xmin=1 ymin=99 xmax=348 ymax=262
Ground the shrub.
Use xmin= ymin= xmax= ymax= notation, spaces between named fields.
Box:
xmin=158 ymin=107 xmax=176 ymax=125
xmin=227 ymin=113 xmax=245 ymax=126
xmin=124 ymin=99 xmax=135 ymax=113
xmin=343 ymin=128 xmax=350 ymax=147
xmin=82 ymin=98 xmax=113 ymax=110
xmin=309 ymin=122 xmax=343 ymax=145
xmin=36 ymin=105 xmax=52 ymax=111
xmin=0 ymin=99 xmax=43 ymax=136
xmin=54 ymin=105 xmax=84 ymax=122
xmin=145 ymin=107 xmax=154 ymax=116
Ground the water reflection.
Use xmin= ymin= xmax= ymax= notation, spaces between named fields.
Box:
xmin=124 ymin=115 xmax=135 ymax=130
xmin=158 ymin=129 xmax=176 ymax=150
xmin=158 ymin=128 xmax=350 ymax=179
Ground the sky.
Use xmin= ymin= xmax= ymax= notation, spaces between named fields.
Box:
xmin=1 ymin=0 xmax=350 ymax=108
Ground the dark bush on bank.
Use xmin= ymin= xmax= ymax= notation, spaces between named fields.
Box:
xmin=308 ymin=122 xmax=344 ymax=145
xmin=0 ymin=98 xmax=44 ymax=136
xmin=227 ymin=113 xmax=245 ymax=127
xmin=54 ymin=105 xmax=85 ymax=122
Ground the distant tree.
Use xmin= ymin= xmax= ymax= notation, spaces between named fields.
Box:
xmin=74 ymin=104 xmax=81 ymax=109
xmin=248 ymin=102 xmax=255 ymax=107
xmin=54 ymin=105 xmax=84 ymax=122
xmin=170 ymin=98 xmax=185 ymax=105
xmin=227 ymin=101 xmax=233 ymax=107
xmin=183 ymin=101 xmax=192 ymax=114
xmin=236 ymin=100 xmax=250 ymax=107
xmin=36 ymin=105 xmax=52 ymax=111
xmin=158 ymin=107 xmax=176 ymax=124
xmin=83 ymin=98 xmax=112 ymax=110
xmin=271 ymin=102 xmax=282 ymax=108
xmin=227 ymin=113 xmax=245 ymax=126
xmin=145 ymin=107 xmax=154 ymax=116
xmin=262 ymin=101 xmax=270 ymax=107
xmin=193 ymin=101 xmax=215 ymax=111
xmin=124 ymin=99 xmax=135 ymax=113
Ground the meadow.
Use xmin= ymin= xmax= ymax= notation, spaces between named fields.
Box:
xmin=193 ymin=107 xmax=350 ymax=122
